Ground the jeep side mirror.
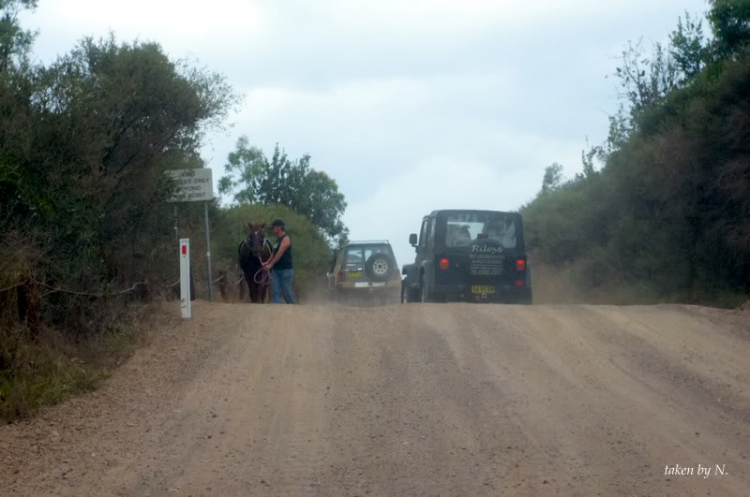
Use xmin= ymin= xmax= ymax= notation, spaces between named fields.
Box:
xmin=409 ymin=233 xmax=418 ymax=246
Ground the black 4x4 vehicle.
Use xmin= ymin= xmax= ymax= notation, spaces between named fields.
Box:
xmin=401 ymin=210 xmax=532 ymax=304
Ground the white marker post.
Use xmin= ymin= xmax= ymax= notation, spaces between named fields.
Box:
xmin=180 ymin=238 xmax=191 ymax=319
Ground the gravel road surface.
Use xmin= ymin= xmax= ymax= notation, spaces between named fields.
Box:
xmin=1 ymin=302 xmax=749 ymax=496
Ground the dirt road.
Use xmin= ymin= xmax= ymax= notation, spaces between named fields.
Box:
xmin=2 ymin=302 xmax=749 ymax=496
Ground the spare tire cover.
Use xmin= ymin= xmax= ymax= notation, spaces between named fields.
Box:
xmin=365 ymin=253 xmax=392 ymax=282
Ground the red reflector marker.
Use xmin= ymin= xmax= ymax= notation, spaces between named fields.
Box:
xmin=182 ymin=246 xmax=187 ymax=255
xmin=516 ymin=259 xmax=526 ymax=271
xmin=515 ymin=280 xmax=525 ymax=286
xmin=439 ymin=258 xmax=450 ymax=270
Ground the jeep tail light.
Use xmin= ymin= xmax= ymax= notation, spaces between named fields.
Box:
xmin=439 ymin=258 xmax=450 ymax=270
xmin=516 ymin=259 xmax=526 ymax=271
xmin=515 ymin=279 xmax=525 ymax=286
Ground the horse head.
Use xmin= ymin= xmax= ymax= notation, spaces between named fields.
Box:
xmin=246 ymin=222 xmax=267 ymax=258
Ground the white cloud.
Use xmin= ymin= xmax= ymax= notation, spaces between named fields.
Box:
xmin=217 ymin=72 xmax=586 ymax=202
xmin=31 ymin=0 xmax=266 ymax=40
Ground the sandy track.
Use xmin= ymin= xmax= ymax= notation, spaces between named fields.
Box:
xmin=1 ymin=302 xmax=749 ymax=496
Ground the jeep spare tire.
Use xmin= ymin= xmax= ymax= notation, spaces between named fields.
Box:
xmin=365 ymin=253 xmax=392 ymax=282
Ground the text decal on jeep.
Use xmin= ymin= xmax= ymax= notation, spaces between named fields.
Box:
xmin=468 ymin=252 xmax=504 ymax=276
xmin=471 ymin=245 xmax=504 ymax=254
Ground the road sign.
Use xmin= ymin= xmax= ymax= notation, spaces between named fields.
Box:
xmin=166 ymin=169 xmax=214 ymax=202
xmin=180 ymin=239 xmax=191 ymax=319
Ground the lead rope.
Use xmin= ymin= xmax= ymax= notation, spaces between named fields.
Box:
xmin=253 ymin=257 xmax=271 ymax=285
xmin=253 ymin=239 xmax=273 ymax=285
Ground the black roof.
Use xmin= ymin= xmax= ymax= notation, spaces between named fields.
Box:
xmin=345 ymin=240 xmax=391 ymax=246
xmin=428 ymin=209 xmax=521 ymax=217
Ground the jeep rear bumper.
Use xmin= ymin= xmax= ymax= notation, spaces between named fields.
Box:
xmin=333 ymin=283 xmax=400 ymax=296
xmin=431 ymin=283 xmax=532 ymax=304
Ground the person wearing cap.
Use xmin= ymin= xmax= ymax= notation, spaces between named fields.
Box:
xmin=263 ymin=219 xmax=296 ymax=304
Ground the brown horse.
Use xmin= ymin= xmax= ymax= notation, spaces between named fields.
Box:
xmin=238 ymin=222 xmax=272 ymax=303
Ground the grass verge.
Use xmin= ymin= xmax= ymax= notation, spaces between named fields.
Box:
xmin=0 ymin=304 xmax=154 ymax=422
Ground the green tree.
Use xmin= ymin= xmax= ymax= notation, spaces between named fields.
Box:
xmin=540 ymin=163 xmax=564 ymax=194
xmin=0 ymin=0 xmax=37 ymax=72
xmin=670 ymin=12 xmax=710 ymax=81
xmin=608 ymin=11 xmax=709 ymax=151
xmin=21 ymin=37 xmax=234 ymax=278
xmin=709 ymin=0 xmax=750 ymax=58
xmin=0 ymin=34 xmax=236 ymax=334
xmin=219 ymin=137 xmax=347 ymax=239
xmin=522 ymin=4 xmax=750 ymax=305
xmin=614 ymin=39 xmax=680 ymax=120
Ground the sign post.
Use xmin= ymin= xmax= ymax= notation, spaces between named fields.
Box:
xmin=167 ymin=169 xmax=215 ymax=302
xmin=180 ymin=239 xmax=191 ymax=319
xmin=204 ymin=201 xmax=214 ymax=302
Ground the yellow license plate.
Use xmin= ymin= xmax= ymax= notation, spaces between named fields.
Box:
xmin=348 ymin=271 xmax=362 ymax=278
xmin=471 ymin=285 xmax=495 ymax=294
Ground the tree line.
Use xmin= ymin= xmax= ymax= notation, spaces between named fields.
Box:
xmin=522 ymin=0 xmax=750 ymax=305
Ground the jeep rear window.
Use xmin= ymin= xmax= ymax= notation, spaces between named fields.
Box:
xmin=344 ymin=245 xmax=394 ymax=267
xmin=445 ymin=212 xmax=517 ymax=249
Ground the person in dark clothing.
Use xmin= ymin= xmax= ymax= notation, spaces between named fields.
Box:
xmin=262 ymin=219 xmax=295 ymax=304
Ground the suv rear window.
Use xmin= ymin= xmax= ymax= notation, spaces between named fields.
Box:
xmin=344 ymin=244 xmax=395 ymax=267
xmin=445 ymin=212 xmax=518 ymax=249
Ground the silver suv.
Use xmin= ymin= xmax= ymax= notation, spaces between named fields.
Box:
xmin=327 ymin=240 xmax=401 ymax=305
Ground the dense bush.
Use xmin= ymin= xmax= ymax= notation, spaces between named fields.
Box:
xmin=0 ymin=21 xmax=235 ymax=417
xmin=523 ymin=3 xmax=750 ymax=306
xmin=0 ymin=34 xmax=234 ymax=331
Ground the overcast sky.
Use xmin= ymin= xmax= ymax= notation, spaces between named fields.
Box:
xmin=26 ymin=0 xmax=708 ymax=266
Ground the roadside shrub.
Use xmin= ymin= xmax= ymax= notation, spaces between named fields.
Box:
xmin=0 ymin=34 xmax=236 ymax=418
